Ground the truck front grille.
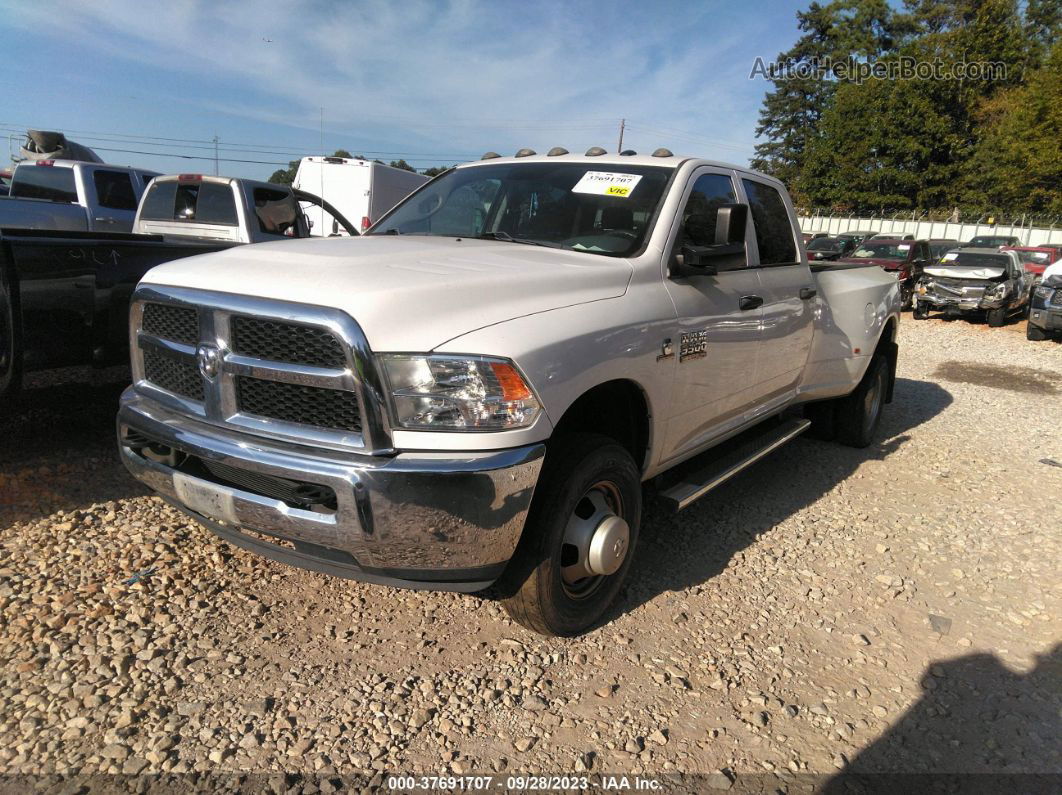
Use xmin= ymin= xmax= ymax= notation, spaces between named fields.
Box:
xmin=236 ymin=376 xmax=362 ymax=432
xmin=142 ymin=303 xmax=199 ymax=344
xmin=1051 ymin=289 xmax=1062 ymax=307
xmin=230 ymin=316 xmax=346 ymax=368
xmin=143 ymin=350 xmax=204 ymax=401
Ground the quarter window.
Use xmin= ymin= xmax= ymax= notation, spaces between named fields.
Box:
xmin=93 ymin=170 xmax=137 ymax=211
xmin=742 ymin=179 xmax=797 ymax=265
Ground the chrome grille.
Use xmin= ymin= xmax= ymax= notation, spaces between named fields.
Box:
xmin=236 ymin=376 xmax=362 ymax=432
xmin=143 ymin=350 xmax=204 ymax=401
xmin=1051 ymin=289 xmax=1062 ymax=308
xmin=142 ymin=303 xmax=198 ymax=344
xmin=230 ymin=316 xmax=346 ymax=367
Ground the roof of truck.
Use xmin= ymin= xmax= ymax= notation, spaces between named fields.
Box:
xmin=454 ymin=150 xmax=770 ymax=178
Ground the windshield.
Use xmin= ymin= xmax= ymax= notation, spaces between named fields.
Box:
xmin=936 ymin=251 xmax=1009 ymax=268
xmin=807 ymin=238 xmax=842 ymax=251
xmin=1014 ymin=250 xmax=1051 ymax=265
xmin=369 ymin=162 xmax=673 ymax=257
xmin=929 ymin=242 xmax=957 ymax=260
xmin=968 ymin=236 xmax=1013 ymax=247
xmin=851 ymin=242 xmax=909 ymax=260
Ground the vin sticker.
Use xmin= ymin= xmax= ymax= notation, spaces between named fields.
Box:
xmin=572 ymin=171 xmax=643 ymax=198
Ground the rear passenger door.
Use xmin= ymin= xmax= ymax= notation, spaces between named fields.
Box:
xmin=738 ymin=177 xmax=814 ymax=412
xmin=89 ymin=168 xmax=140 ymax=232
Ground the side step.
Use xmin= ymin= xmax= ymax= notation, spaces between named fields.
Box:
xmin=659 ymin=417 xmax=811 ymax=511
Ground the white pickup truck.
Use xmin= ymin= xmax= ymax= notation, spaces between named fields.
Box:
xmin=0 ymin=160 xmax=158 ymax=233
xmin=117 ymin=149 xmax=901 ymax=636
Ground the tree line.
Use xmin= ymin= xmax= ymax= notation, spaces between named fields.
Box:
xmin=750 ymin=0 xmax=1061 ymax=217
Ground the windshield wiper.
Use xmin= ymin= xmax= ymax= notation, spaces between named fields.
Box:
xmin=477 ymin=231 xmax=560 ymax=248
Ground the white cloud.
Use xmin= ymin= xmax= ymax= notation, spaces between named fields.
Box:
xmin=10 ymin=0 xmax=770 ymax=163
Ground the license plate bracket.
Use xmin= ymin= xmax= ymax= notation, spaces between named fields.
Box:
xmin=173 ymin=472 xmax=238 ymax=524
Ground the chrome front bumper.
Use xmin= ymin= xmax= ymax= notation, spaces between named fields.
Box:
xmin=118 ymin=389 xmax=544 ymax=591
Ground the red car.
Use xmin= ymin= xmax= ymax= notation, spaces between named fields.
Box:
xmin=839 ymin=238 xmax=932 ymax=309
xmin=1003 ymin=246 xmax=1062 ymax=279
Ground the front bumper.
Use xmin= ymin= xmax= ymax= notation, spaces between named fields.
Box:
xmin=1028 ymin=305 xmax=1062 ymax=332
xmin=118 ymin=389 xmax=544 ymax=591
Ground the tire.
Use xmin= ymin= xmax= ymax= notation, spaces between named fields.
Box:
xmin=987 ymin=307 xmax=1007 ymax=327
xmin=900 ymin=283 xmax=913 ymax=311
xmin=501 ymin=433 xmax=641 ymax=637
xmin=1026 ymin=323 xmax=1047 ymax=341
xmin=912 ymin=301 xmax=929 ymax=320
xmin=0 ymin=263 xmax=21 ymax=406
xmin=835 ymin=355 xmax=888 ymax=449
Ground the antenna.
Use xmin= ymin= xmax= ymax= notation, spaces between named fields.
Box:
xmin=617 ymin=118 xmax=625 ymax=154
xmin=320 ymin=107 xmax=324 ymax=153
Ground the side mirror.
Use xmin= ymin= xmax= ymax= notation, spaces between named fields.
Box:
xmin=672 ymin=203 xmax=748 ymax=278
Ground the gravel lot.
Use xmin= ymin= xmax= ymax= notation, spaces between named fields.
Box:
xmin=1 ymin=316 xmax=1059 ymax=790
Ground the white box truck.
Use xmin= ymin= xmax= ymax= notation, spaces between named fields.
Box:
xmin=293 ymin=156 xmax=428 ymax=236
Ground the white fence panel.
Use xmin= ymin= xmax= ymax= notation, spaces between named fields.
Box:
xmin=798 ymin=215 xmax=1062 ymax=246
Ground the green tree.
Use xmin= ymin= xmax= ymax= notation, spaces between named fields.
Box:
xmin=388 ymin=159 xmax=416 ymax=172
xmin=422 ymin=165 xmax=454 ymax=178
xmin=750 ymin=0 xmax=902 ymax=194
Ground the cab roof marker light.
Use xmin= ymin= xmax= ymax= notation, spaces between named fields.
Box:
xmin=620 ymin=149 xmax=637 ymax=156
xmin=584 ymin=147 xmax=607 ymax=156
xmin=481 ymin=151 xmax=501 ymax=160
xmin=514 ymin=148 xmax=536 ymax=158
xmin=546 ymin=147 xmax=569 ymax=156
xmin=652 ymin=148 xmax=674 ymax=157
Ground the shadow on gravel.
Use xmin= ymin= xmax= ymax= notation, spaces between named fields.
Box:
xmin=822 ymin=643 xmax=1062 ymax=791
xmin=0 ymin=367 xmax=147 ymax=524
xmin=612 ymin=377 xmax=954 ymax=623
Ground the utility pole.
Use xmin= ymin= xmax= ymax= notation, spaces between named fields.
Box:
xmin=320 ymin=107 xmax=324 ymax=154
xmin=617 ymin=118 xmax=625 ymax=153
xmin=212 ymin=134 xmax=219 ymax=175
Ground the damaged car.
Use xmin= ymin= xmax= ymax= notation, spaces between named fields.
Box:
xmin=913 ymin=247 xmax=1031 ymax=326
xmin=1027 ymin=260 xmax=1062 ymax=341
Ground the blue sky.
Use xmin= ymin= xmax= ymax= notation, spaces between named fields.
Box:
xmin=0 ymin=0 xmax=809 ymax=179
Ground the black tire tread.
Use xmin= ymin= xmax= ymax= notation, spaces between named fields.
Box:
xmin=835 ymin=355 xmax=888 ymax=449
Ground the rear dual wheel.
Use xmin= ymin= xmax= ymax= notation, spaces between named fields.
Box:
xmin=501 ymin=434 xmax=641 ymax=637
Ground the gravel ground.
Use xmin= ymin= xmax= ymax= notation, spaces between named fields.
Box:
xmin=1 ymin=317 xmax=1059 ymax=790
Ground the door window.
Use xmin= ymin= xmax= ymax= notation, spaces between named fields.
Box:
xmin=93 ymin=170 xmax=138 ymax=211
xmin=253 ymin=187 xmax=300 ymax=236
xmin=741 ymin=179 xmax=797 ymax=265
xmin=675 ymin=173 xmax=736 ymax=249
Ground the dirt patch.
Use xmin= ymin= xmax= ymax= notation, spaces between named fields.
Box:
xmin=934 ymin=361 xmax=1060 ymax=395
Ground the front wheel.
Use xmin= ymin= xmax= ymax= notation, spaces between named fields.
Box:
xmin=900 ymin=283 xmax=913 ymax=311
xmin=987 ymin=307 xmax=1007 ymax=327
xmin=912 ymin=301 xmax=929 ymax=320
xmin=501 ymin=434 xmax=641 ymax=636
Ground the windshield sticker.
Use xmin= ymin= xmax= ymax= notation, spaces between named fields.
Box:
xmin=898 ymin=244 xmax=911 ymax=251
xmin=942 ymin=252 xmax=958 ymax=260
xmin=572 ymin=171 xmax=643 ymax=198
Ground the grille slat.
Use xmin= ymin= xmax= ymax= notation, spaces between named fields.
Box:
xmin=144 ymin=350 xmax=204 ymax=401
xmin=142 ymin=303 xmax=198 ymax=344
xmin=236 ymin=376 xmax=361 ymax=432
xmin=231 ymin=316 xmax=346 ymax=368
xmin=1050 ymin=289 xmax=1062 ymax=307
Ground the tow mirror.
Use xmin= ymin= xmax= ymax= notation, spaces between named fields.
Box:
xmin=673 ymin=203 xmax=748 ymax=278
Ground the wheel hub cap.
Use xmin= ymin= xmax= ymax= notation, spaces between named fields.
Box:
xmin=560 ymin=485 xmax=628 ymax=593
xmin=587 ymin=515 xmax=629 ymax=576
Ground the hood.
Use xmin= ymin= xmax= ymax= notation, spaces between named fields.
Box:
xmin=924 ymin=265 xmax=1006 ymax=280
xmin=141 ymin=235 xmax=632 ymax=351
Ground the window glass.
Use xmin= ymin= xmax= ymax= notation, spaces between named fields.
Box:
xmin=741 ymin=179 xmax=797 ymax=265
xmin=253 ymin=187 xmax=299 ymax=236
xmin=139 ymin=181 xmax=177 ymax=220
xmin=676 ymin=174 xmax=736 ymax=248
xmin=370 ymin=162 xmax=671 ymax=258
xmin=10 ymin=165 xmax=78 ymax=203
xmin=93 ymin=170 xmax=137 ymax=211
xmin=139 ymin=180 xmax=237 ymax=224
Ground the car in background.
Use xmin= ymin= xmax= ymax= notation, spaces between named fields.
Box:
xmin=0 ymin=169 xmax=11 ymax=197
xmin=914 ymin=248 xmax=1030 ymax=326
xmin=965 ymin=234 xmax=1021 ymax=248
xmin=836 ymin=230 xmax=877 ymax=245
xmin=806 ymin=236 xmax=856 ymax=261
xmin=1027 ymin=260 xmax=1062 ymax=340
xmin=800 ymin=231 xmax=828 ymax=244
xmin=840 ymin=238 xmax=931 ymax=309
xmin=927 ymin=239 xmax=960 ymax=262
xmin=1003 ymin=245 xmax=1062 ymax=281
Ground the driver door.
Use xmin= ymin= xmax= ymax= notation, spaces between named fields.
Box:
xmin=660 ymin=169 xmax=764 ymax=464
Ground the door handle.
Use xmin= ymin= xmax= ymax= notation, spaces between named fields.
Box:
xmin=739 ymin=295 xmax=763 ymax=311
xmin=799 ymin=287 xmax=817 ymax=300
xmin=93 ymin=217 xmax=117 ymax=223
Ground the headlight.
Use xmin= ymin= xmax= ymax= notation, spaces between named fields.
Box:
xmin=984 ymin=282 xmax=1008 ymax=299
xmin=380 ymin=354 xmax=541 ymax=431
xmin=1034 ymin=285 xmax=1054 ymax=300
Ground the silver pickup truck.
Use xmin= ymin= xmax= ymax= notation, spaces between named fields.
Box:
xmin=0 ymin=160 xmax=158 ymax=233
xmin=117 ymin=150 xmax=901 ymax=636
